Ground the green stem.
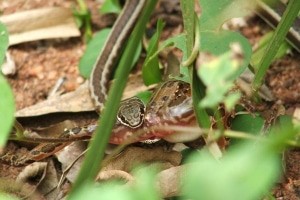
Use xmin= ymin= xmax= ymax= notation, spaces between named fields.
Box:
xmin=69 ymin=0 xmax=157 ymax=196
xmin=180 ymin=0 xmax=211 ymax=129
xmin=252 ymin=0 xmax=300 ymax=92
xmin=214 ymin=107 xmax=224 ymax=134
xmin=181 ymin=14 xmax=200 ymax=67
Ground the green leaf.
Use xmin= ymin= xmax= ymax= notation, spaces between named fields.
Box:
xmin=231 ymin=113 xmax=265 ymax=135
xmin=198 ymin=51 xmax=242 ymax=109
xmin=142 ymin=20 xmax=164 ymax=85
xmin=223 ymin=92 xmax=241 ymax=111
xmin=0 ymin=74 xmax=15 ymax=147
xmin=199 ymin=0 xmax=257 ymax=32
xmin=201 ymin=31 xmax=252 ymax=76
xmin=198 ymin=0 xmax=254 ymax=76
xmin=161 ymin=34 xmax=186 ymax=52
xmin=100 ymin=0 xmax=121 ymax=14
xmin=0 ymin=23 xmax=9 ymax=66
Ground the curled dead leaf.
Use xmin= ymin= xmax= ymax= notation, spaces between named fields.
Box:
xmin=0 ymin=7 xmax=80 ymax=45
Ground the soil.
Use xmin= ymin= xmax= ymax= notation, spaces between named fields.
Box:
xmin=0 ymin=0 xmax=299 ymax=199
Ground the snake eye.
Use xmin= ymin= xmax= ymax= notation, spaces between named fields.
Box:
xmin=117 ymin=97 xmax=145 ymax=128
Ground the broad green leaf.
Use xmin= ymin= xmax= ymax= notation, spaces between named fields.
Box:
xmin=231 ymin=113 xmax=265 ymax=135
xmin=79 ymin=29 xmax=141 ymax=78
xmin=0 ymin=74 xmax=15 ymax=147
xmin=197 ymin=0 xmax=254 ymax=76
xmin=142 ymin=20 xmax=164 ymax=85
xmin=199 ymin=0 xmax=257 ymax=32
xmin=197 ymin=4 xmax=252 ymax=108
xmin=99 ymin=0 xmax=121 ymax=14
xmin=200 ymin=31 xmax=252 ymax=76
xmin=0 ymin=23 xmax=8 ymax=66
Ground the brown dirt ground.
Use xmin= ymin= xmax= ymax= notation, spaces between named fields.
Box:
xmin=0 ymin=0 xmax=299 ymax=199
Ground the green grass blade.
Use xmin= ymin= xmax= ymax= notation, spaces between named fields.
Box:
xmin=69 ymin=0 xmax=157 ymax=196
xmin=0 ymin=23 xmax=15 ymax=147
xmin=252 ymin=0 xmax=300 ymax=92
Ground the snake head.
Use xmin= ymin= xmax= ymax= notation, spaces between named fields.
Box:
xmin=117 ymin=97 xmax=145 ymax=128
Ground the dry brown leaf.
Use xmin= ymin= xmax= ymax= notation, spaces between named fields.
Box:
xmin=24 ymin=120 xmax=75 ymax=138
xmin=38 ymin=160 xmax=60 ymax=200
xmin=16 ymin=162 xmax=47 ymax=183
xmin=57 ymin=144 xmax=182 ymax=184
xmin=0 ymin=7 xmax=80 ymax=45
xmin=95 ymin=146 xmax=181 ymax=184
xmin=102 ymin=146 xmax=182 ymax=173
xmin=0 ymin=178 xmax=44 ymax=199
xmin=16 ymin=162 xmax=48 ymax=198
xmin=16 ymin=73 xmax=153 ymax=117
xmin=56 ymin=141 xmax=87 ymax=183
xmin=16 ymin=82 xmax=93 ymax=117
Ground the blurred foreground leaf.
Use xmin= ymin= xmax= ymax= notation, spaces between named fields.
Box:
xmin=183 ymin=121 xmax=296 ymax=200
xmin=0 ymin=23 xmax=14 ymax=147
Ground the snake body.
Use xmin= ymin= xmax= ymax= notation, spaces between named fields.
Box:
xmin=89 ymin=0 xmax=146 ymax=109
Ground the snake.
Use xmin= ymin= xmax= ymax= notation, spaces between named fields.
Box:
xmin=89 ymin=0 xmax=147 ymax=129
xmin=4 ymin=0 xmax=294 ymax=166
xmin=88 ymin=3 xmax=196 ymax=141
xmin=89 ymin=0 xmax=145 ymax=107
